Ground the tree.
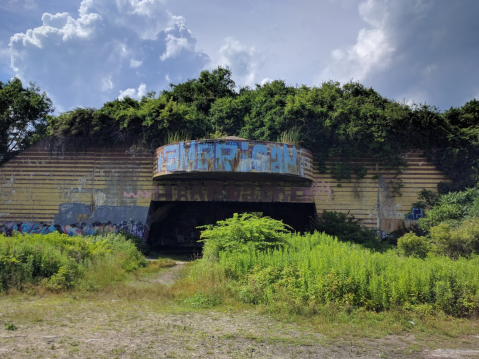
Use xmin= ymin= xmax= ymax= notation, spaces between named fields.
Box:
xmin=0 ymin=78 xmax=53 ymax=164
xmin=163 ymin=66 xmax=236 ymax=114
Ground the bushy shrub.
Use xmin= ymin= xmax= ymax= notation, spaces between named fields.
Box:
xmin=0 ymin=231 xmax=146 ymax=292
xmin=118 ymin=230 xmax=150 ymax=255
xmin=195 ymin=230 xmax=479 ymax=316
xmin=388 ymin=223 xmax=426 ymax=246
xmin=429 ymin=218 xmax=479 ymax=259
xmin=199 ymin=213 xmax=291 ymax=261
xmin=419 ymin=187 xmax=479 ymax=230
xmin=307 ymin=210 xmax=376 ymax=245
xmin=412 ymin=189 xmax=440 ymax=210
xmin=397 ymin=232 xmax=429 ymax=259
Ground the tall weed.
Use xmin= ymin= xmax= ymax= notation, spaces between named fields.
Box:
xmin=0 ymin=232 xmax=146 ymax=293
xmin=196 ymin=230 xmax=479 ymax=317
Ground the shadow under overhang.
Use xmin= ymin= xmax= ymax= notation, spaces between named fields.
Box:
xmin=153 ymin=170 xmax=313 ymax=184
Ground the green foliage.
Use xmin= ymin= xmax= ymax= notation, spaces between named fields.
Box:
xmin=197 ymin=231 xmax=479 ymax=316
xmin=183 ymin=293 xmax=223 ymax=308
xmin=198 ymin=213 xmax=291 ymax=261
xmin=429 ymin=218 xmax=479 ymax=259
xmin=353 ymin=165 xmax=368 ymax=180
xmin=432 ymin=99 xmax=479 ymax=192
xmin=0 ymin=231 xmax=146 ymax=292
xmin=330 ymin=162 xmax=352 ymax=181
xmin=42 ymin=69 xmax=479 ymax=191
xmin=277 ymin=127 xmax=301 ymax=146
xmin=419 ymin=187 xmax=479 ymax=230
xmin=4 ymin=323 xmax=17 ymax=331
xmin=397 ymin=233 xmax=429 ymax=259
xmin=163 ymin=130 xmax=191 ymax=145
xmin=413 ymin=187 xmax=479 ymax=260
xmin=329 ymin=163 xmax=368 ymax=182
xmin=412 ymin=189 xmax=440 ymax=210
xmin=118 ymin=230 xmax=150 ymax=255
xmin=388 ymin=223 xmax=426 ymax=246
xmin=0 ymin=78 xmax=53 ymax=164
xmin=207 ymin=129 xmax=228 ymax=139
xmin=308 ymin=211 xmax=376 ymax=245
xmin=390 ymin=177 xmax=405 ymax=197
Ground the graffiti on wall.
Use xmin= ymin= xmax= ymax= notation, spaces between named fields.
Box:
xmin=405 ymin=207 xmax=424 ymax=220
xmin=124 ymin=190 xmax=152 ymax=199
xmin=4 ymin=223 xmax=61 ymax=235
xmin=3 ymin=220 xmax=148 ymax=239
xmin=138 ymin=179 xmax=331 ymax=203
xmin=155 ymin=140 xmax=313 ymax=178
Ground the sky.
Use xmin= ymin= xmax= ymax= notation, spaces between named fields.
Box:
xmin=1 ymin=0 xmax=478 ymax=113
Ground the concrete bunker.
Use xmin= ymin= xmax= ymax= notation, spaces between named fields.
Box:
xmin=147 ymin=200 xmax=316 ymax=248
xmin=148 ymin=137 xmax=316 ymax=248
xmin=0 ymin=136 xmax=449 ymax=242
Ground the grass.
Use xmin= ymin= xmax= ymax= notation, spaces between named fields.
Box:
xmin=0 ymin=231 xmax=147 ymax=293
xmin=277 ymin=127 xmax=302 ymax=146
xmin=1 ymin=228 xmax=479 ymax=351
xmin=163 ymin=130 xmax=191 ymax=145
xmin=1 ymin=255 xmax=478 ymax=358
xmin=192 ymin=231 xmax=479 ymax=317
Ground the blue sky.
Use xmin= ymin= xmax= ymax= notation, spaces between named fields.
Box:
xmin=1 ymin=0 xmax=478 ymax=112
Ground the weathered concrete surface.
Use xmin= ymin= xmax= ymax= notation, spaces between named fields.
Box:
xmin=0 ymin=136 xmax=449 ymax=235
xmin=154 ymin=139 xmax=314 ymax=181
xmin=0 ymin=138 xmax=152 ymax=238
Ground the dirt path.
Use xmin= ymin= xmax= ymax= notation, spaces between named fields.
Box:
xmin=152 ymin=262 xmax=186 ymax=285
xmin=1 ymin=264 xmax=479 ymax=358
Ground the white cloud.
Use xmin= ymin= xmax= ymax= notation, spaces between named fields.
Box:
xmin=160 ymin=25 xmax=195 ymax=61
xmin=101 ymin=76 xmax=113 ymax=91
xmin=79 ymin=0 xmax=180 ymax=40
xmin=216 ymin=37 xmax=262 ymax=87
xmin=118 ymin=82 xmax=147 ymax=99
xmin=8 ymin=0 xmax=209 ymax=110
xmin=320 ymin=0 xmax=395 ymax=83
xmin=130 ymin=59 xmax=142 ymax=68
xmin=319 ymin=0 xmax=479 ymax=108
xmin=260 ymin=78 xmax=273 ymax=86
xmin=138 ymin=82 xmax=147 ymax=98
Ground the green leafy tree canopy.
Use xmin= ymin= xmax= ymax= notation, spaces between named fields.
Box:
xmin=0 ymin=78 xmax=53 ymax=164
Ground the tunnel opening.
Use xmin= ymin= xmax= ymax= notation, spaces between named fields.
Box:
xmin=147 ymin=201 xmax=317 ymax=249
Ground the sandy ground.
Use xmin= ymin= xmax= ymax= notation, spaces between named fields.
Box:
xmin=1 ymin=263 xmax=479 ymax=359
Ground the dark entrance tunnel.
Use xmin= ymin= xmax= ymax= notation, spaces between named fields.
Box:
xmin=147 ymin=201 xmax=317 ymax=249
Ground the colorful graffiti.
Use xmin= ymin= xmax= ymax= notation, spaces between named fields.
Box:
xmin=149 ymin=179 xmax=331 ymax=203
xmin=155 ymin=140 xmax=313 ymax=179
xmin=5 ymin=223 xmax=61 ymax=235
xmin=4 ymin=220 xmax=148 ymax=240
xmin=62 ymin=222 xmax=118 ymax=236
xmin=124 ymin=190 xmax=152 ymax=199
xmin=405 ymin=207 xmax=424 ymax=220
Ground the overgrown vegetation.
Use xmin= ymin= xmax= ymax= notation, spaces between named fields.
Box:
xmin=396 ymin=186 xmax=479 ymax=260
xmin=0 ymin=231 xmax=146 ymax=292
xmin=419 ymin=187 xmax=479 ymax=229
xmin=308 ymin=210 xmax=376 ymax=245
xmin=41 ymin=67 xmax=479 ymax=193
xmin=199 ymin=213 xmax=291 ymax=261
xmin=0 ymin=78 xmax=53 ymax=164
xmin=191 ymin=215 xmax=479 ymax=318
